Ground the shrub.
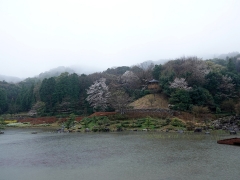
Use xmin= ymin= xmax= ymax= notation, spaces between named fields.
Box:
xmin=144 ymin=116 xmax=152 ymax=128
xmin=113 ymin=114 xmax=127 ymax=120
xmin=0 ymin=117 xmax=5 ymax=129
xmin=192 ymin=106 xmax=209 ymax=118
xmin=221 ymin=99 xmax=235 ymax=113
xmin=137 ymin=118 xmax=146 ymax=124
xmin=116 ymin=125 xmax=123 ymax=131
xmin=92 ymin=126 xmax=99 ymax=132
xmin=235 ymin=103 xmax=240 ymax=115
xmin=170 ymin=118 xmax=186 ymax=127
xmin=216 ymin=107 xmax=221 ymax=114
xmin=186 ymin=121 xmax=195 ymax=131
xmin=65 ymin=113 xmax=76 ymax=129
xmin=121 ymin=123 xmax=129 ymax=128
xmin=165 ymin=118 xmax=171 ymax=125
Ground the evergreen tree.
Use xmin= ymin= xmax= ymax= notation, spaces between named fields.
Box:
xmin=68 ymin=73 xmax=80 ymax=100
xmin=55 ymin=73 xmax=70 ymax=103
xmin=39 ymin=77 xmax=56 ymax=112
xmin=227 ymin=58 xmax=236 ymax=72
xmin=169 ymin=89 xmax=192 ymax=111
xmin=152 ymin=64 xmax=162 ymax=80
xmin=190 ymin=87 xmax=214 ymax=107
xmin=0 ymin=88 xmax=8 ymax=114
xmin=65 ymin=113 xmax=76 ymax=129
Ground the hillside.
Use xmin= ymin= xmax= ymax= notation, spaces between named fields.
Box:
xmin=37 ymin=66 xmax=75 ymax=80
xmin=0 ymin=75 xmax=22 ymax=83
xmin=129 ymin=94 xmax=169 ymax=109
xmin=1 ymin=54 xmax=240 ymax=118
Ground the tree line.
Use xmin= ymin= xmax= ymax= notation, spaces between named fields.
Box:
xmin=1 ymin=54 xmax=240 ymax=116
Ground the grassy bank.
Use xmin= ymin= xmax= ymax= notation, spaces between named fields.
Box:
xmin=0 ymin=112 xmax=229 ymax=134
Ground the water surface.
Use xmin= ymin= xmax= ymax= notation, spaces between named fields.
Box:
xmin=0 ymin=128 xmax=239 ymax=180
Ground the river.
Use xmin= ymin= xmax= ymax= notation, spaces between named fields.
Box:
xmin=0 ymin=128 xmax=239 ymax=180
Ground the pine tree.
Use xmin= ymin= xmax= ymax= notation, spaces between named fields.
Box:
xmin=0 ymin=88 xmax=8 ymax=114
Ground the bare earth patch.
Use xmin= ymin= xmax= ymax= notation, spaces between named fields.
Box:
xmin=129 ymin=94 xmax=169 ymax=109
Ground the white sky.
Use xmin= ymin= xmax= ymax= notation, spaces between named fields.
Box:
xmin=0 ymin=0 xmax=240 ymax=78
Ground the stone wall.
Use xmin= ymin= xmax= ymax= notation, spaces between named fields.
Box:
xmin=123 ymin=108 xmax=179 ymax=118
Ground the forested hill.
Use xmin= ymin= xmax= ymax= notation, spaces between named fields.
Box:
xmin=0 ymin=66 xmax=75 ymax=84
xmin=37 ymin=66 xmax=75 ymax=80
xmin=1 ymin=54 xmax=240 ymax=117
xmin=0 ymin=75 xmax=22 ymax=83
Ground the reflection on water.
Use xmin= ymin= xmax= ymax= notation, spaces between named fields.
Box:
xmin=0 ymin=129 xmax=239 ymax=180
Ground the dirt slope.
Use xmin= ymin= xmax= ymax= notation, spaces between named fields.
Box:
xmin=129 ymin=94 xmax=169 ymax=109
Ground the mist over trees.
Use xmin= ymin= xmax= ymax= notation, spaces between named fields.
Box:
xmin=1 ymin=53 xmax=240 ymax=116
xmin=0 ymin=75 xmax=22 ymax=83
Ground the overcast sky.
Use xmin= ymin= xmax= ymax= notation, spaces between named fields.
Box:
xmin=0 ymin=0 xmax=240 ymax=78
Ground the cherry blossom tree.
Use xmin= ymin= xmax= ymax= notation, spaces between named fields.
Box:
xmin=170 ymin=77 xmax=192 ymax=91
xmin=86 ymin=78 xmax=110 ymax=112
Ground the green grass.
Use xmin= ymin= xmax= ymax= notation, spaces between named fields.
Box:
xmin=6 ymin=122 xmax=31 ymax=127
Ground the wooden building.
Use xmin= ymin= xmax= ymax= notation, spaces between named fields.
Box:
xmin=148 ymin=79 xmax=159 ymax=90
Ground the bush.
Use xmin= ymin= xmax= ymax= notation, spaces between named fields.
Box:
xmin=144 ymin=116 xmax=152 ymax=128
xmin=113 ymin=114 xmax=127 ymax=120
xmin=135 ymin=124 xmax=142 ymax=127
xmin=137 ymin=118 xmax=146 ymax=124
xmin=0 ymin=117 xmax=5 ymax=129
xmin=170 ymin=118 xmax=186 ymax=127
xmin=221 ymin=99 xmax=235 ymax=113
xmin=121 ymin=123 xmax=129 ymax=128
xmin=116 ymin=125 xmax=123 ymax=131
xmin=165 ymin=118 xmax=171 ymax=125
xmin=65 ymin=113 xmax=76 ymax=129
xmin=186 ymin=122 xmax=195 ymax=131
xmin=216 ymin=107 xmax=221 ymax=114
xmin=86 ymin=116 xmax=110 ymax=130
xmin=92 ymin=126 xmax=99 ymax=132
xmin=192 ymin=106 xmax=209 ymax=117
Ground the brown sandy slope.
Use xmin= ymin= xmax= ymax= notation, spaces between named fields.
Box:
xmin=129 ymin=94 xmax=169 ymax=109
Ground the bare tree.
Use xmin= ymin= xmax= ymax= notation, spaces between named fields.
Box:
xmin=28 ymin=101 xmax=46 ymax=117
xmin=131 ymin=62 xmax=154 ymax=83
xmin=109 ymin=90 xmax=132 ymax=114
xmin=120 ymin=71 xmax=141 ymax=89
xmin=162 ymin=57 xmax=209 ymax=86
xmin=148 ymin=94 xmax=155 ymax=107
xmin=219 ymin=75 xmax=235 ymax=97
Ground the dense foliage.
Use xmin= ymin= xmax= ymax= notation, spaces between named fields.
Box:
xmin=158 ymin=55 xmax=240 ymax=113
xmin=1 ymin=54 xmax=240 ymax=116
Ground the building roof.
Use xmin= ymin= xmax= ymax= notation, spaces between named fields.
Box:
xmin=148 ymin=79 xmax=159 ymax=83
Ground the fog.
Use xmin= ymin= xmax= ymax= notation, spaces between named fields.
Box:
xmin=0 ymin=0 xmax=240 ymax=78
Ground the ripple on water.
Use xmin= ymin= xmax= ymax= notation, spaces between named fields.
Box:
xmin=0 ymin=130 xmax=240 ymax=180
